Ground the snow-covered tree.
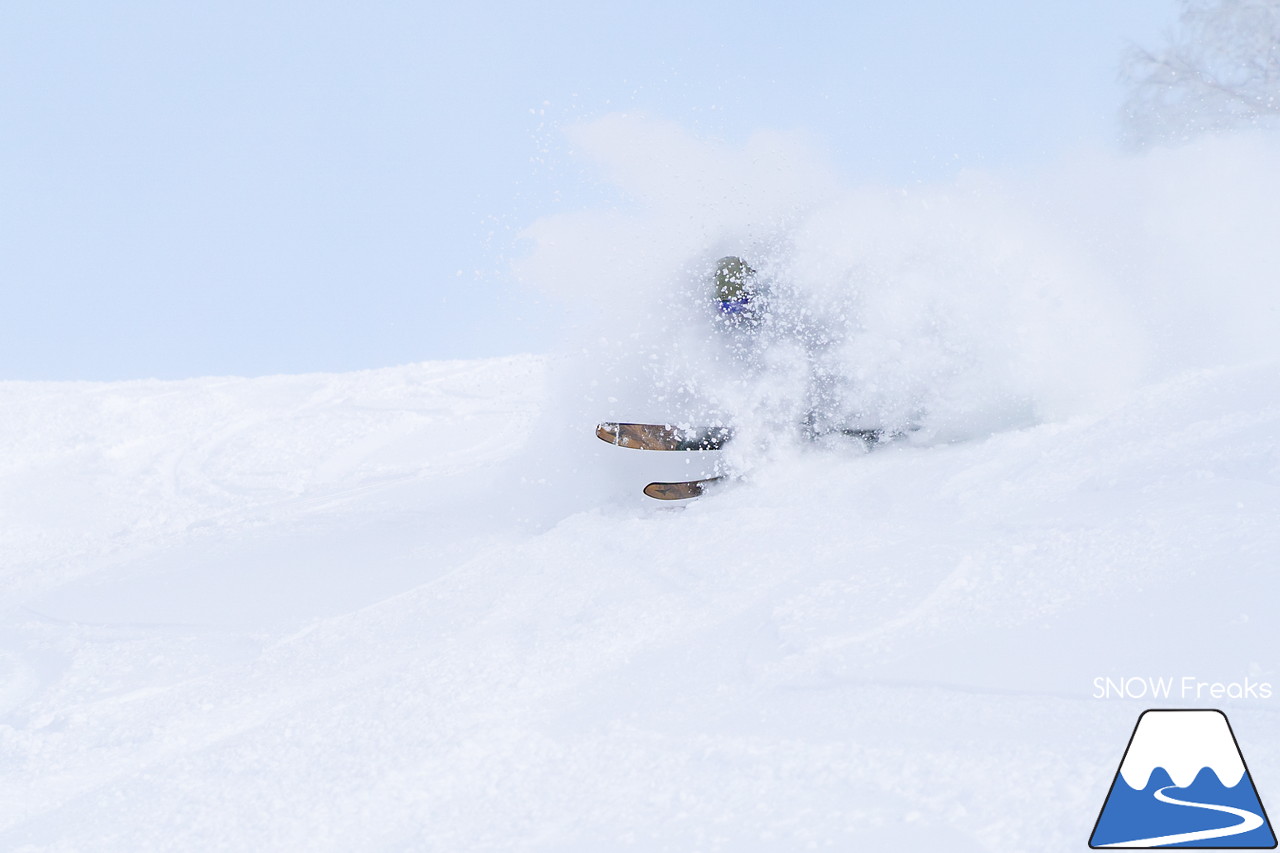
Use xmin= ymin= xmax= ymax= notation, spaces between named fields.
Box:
xmin=1123 ymin=0 xmax=1280 ymax=146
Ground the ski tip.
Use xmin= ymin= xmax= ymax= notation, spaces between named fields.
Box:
xmin=596 ymin=423 xmax=622 ymax=445
xmin=643 ymin=477 xmax=722 ymax=501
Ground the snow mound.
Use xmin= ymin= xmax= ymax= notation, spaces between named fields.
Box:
xmin=1 ymin=347 xmax=1278 ymax=849
xmin=4 ymin=118 xmax=1280 ymax=850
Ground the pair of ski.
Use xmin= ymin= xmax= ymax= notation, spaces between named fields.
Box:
xmin=596 ymin=422 xmax=731 ymax=500
xmin=596 ymin=421 xmax=886 ymax=500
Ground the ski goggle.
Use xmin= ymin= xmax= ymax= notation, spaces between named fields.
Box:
xmin=717 ymin=297 xmax=752 ymax=315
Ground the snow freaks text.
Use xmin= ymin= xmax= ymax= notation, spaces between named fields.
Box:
xmin=1093 ymin=676 xmax=1274 ymax=701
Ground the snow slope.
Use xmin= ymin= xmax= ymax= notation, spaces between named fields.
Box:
xmin=2 ymin=348 xmax=1278 ymax=851
xmin=5 ymin=122 xmax=1280 ymax=851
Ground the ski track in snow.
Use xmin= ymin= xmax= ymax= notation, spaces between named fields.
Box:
xmin=1 ymin=354 xmax=1279 ymax=850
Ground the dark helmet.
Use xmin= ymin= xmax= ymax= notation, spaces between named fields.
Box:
xmin=711 ymin=256 xmax=762 ymax=327
xmin=713 ymin=256 xmax=757 ymax=302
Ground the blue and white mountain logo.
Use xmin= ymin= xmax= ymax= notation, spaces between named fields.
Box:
xmin=1090 ymin=709 xmax=1276 ymax=848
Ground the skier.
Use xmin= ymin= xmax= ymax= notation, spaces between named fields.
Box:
xmin=594 ymin=255 xmax=889 ymax=499
xmin=707 ymin=255 xmax=846 ymax=441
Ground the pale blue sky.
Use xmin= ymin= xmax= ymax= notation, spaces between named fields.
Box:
xmin=2 ymin=0 xmax=1174 ymax=380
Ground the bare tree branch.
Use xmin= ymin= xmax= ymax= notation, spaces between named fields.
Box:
xmin=1122 ymin=0 xmax=1280 ymax=146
